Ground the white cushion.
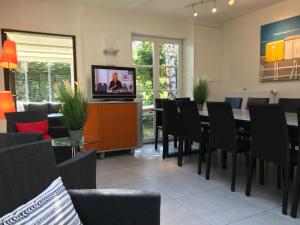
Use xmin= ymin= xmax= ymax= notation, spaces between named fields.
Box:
xmin=0 ymin=177 xmax=82 ymax=225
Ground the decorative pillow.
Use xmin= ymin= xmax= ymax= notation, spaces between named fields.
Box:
xmin=0 ymin=177 xmax=82 ymax=225
xmin=15 ymin=120 xmax=52 ymax=140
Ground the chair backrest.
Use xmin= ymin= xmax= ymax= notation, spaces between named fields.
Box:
xmin=278 ymin=98 xmax=300 ymax=113
xmin=162 ymin=100 xmax=180 ymax=135
xmin=246 ymin=97 xmax=269 ymax=109
xmin=225 ymin=97 xmax=243 ymax=109
xmin=5 ymin=111 xmax=48 ymax=132
xmin=175 ymin=97 xmax=190 ymax=102
xmin=0 ymin=141 xmax=59 ymax=217
xmin=0 ymin=133 xmax=42 ymax=149
xmin=207 ymin=102 xmax=237 ymax=152
xmin=249 ymin=104 xmax=289 ymax=164
xmin=177 ymin=101 xmax=202 ymax=141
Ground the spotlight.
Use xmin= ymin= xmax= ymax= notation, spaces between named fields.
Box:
xmin=212 ymin=0 xmax=217 ymax=13
xmin=228 ymin=0 xmax=235 ymax=6
xmin=192 ymin=5 xmax=198 ymax=17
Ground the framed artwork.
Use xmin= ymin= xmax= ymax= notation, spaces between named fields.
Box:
xmin=260 ymin=15 xmax=300 ymax=82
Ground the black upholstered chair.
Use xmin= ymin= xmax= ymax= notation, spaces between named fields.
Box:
xmin=291 ymin=107 xmax=300 ymax=218
xmin=278 ymin=98 xmax=300 ymax=113
xmin=246 ymin=104 xmax=290 ymax=215
xmin=225 ymin=97 xmax=243 ymax=109
xmin=245 ymin=97 xmax=269 ymax=109
xmin=162 ymin=100 xmax=180 ymax=159
xmin=0 ymin=141 xmax=160 ymax=225
xmin=206 ymin=102 xmax=250 ymax=192
xmin=0 ymin=133 xmax=97 ymax=190
xmin=175 ymin=97 xmax=191 ymax=102
xmin=176 ymin=101 xmax=205 ymax=174
xmin=154 ymin=98 xmax=165 ymax=150
xmin=5 ymin=111 xmax=71 ymax=163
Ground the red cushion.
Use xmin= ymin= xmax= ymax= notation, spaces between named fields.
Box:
xmin=15 ymin=120 xmax=52 ymax=140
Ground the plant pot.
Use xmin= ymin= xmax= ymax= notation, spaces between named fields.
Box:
xmin=197 ymin=104 xmax=204 ymax=111
xmin=68 ymin=129 xmax=83 ymax=145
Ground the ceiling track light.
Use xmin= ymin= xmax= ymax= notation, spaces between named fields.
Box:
xmin=192 ymin=5 xmax=198 ymax=17
xmin=186 ymin=0 xmax=236 ymax=17
xmin=212 ymin=0 xmax=217 ymax=13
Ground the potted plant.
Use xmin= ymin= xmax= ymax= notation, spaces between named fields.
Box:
xmin=193 ymin=78 xmax=210 ymax=110
xmin=55 ymin=80 xmax=88 ymax=144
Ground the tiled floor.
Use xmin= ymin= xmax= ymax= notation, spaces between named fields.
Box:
xmin=96 ymin=143 xmax=300 ymax=225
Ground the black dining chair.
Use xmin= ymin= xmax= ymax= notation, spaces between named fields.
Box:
xmin=162 ymin=100 xmax=180 ymax=159
xmin=206 ymin=102 xmax=250 ymax=192
xmin=175 ymin=97 xmax=191 ymax=102
xmin=154 ymin=98 xmax=164 ymax=150
xmin=291 ymin=107 xmax=300 ymax=218
xmin=176 ymin=101 xmax=205 ymax=174
xmin=246 ymin=104 xmax=290 ymax=215
xmin=225 ymin=97 xmax=243 ymax=109
xmin=278 ymin=98 xmax=300 ymax=113
xmin=245 ymin=97 xmax=269 ymax=109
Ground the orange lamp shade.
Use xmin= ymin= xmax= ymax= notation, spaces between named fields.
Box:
xmin=0 ymin=40 xmax=18 ymax=70
xmin=0 ymin=91 xmax=15 ymax=120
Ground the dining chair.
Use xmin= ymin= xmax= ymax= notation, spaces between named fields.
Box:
xmin=162 ymin=100 xmax=180 ymax=159
xmin=175 ymin=97 xmax=191 ymax=102
xmin=291 ymin=107 xmax=300 ymax=218
xmin=246 ymin=104 xmax=290 ymax=215
xmin=245 ymin=97 xmax=269 ymax=109
xmin=225 ymin=97 xmax=243 ymax=109
xmin=154 ymin=98 xmax=164 ymax=150
xmin=176 ymin=101 xmax=205 ymax=174
xmin=206 ymin=102 xmax=250 ymax=192
xmin=278 ymin=98 xmax=300 ymax=113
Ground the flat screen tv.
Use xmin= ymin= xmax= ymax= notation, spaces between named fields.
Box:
xmin=92 ymin=65 xmax=136 ymax=100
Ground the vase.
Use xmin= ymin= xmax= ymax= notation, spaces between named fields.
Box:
xmin=197 ymin=104 xmax=204 ymax=111
xmin=68 ymin=129 xmax=83 ymax=146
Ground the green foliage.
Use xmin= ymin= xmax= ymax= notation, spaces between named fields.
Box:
xmin=55 ymin=81 xmax=88 ymax=130
xmin=193 ymin=79 xmax=209 ymax=104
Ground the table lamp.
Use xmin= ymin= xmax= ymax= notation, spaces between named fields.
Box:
xmin=0 ymin=91 xmax=15 ymax=132
xmin=0 ymin=40 xmax=19 ymax=95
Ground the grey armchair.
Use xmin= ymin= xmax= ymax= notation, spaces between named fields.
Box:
xmin=0 ymin=141 xmax=161 ymax=225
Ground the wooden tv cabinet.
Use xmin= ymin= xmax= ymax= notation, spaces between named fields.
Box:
xmin=83 ymin=101 xmax=140 ymax=153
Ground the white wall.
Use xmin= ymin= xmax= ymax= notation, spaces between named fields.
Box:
xmin=194 ymin=24 xmax=222 ymax=101
xmin=221 ymin=0 xmax=300 ymax=103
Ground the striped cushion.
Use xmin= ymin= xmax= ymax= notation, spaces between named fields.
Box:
xmin=0 ymin=177 xmax=82 ymax=225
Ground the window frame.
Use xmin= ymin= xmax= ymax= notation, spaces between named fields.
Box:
xmin=1 ymin=29 xmax=77 ymax=95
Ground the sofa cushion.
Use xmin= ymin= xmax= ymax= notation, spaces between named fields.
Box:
xmin=15 ymin=120 xmax=52 ymax=140
xmin=29 ymin=103 xmax=49 ymax=112
xmin=0 ymin=177 xmax=82 ymax=225
xmin=49 ymin=103 xmax=62 ymax=114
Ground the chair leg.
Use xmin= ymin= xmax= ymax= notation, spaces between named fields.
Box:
xmin=155 ymin=127 xmax=159 ymax=150
xmin=246 ymin=154 xmax=255 ymax=196
xmin=221 ymin=150 xmax=227 ymax=169
xmin=277 ymin=165 xmax=282 ymax=189
xmin=177 ymin=138 xmax=183 ymax=167
xmin=231 ymin=153 xmax=237 ymax=192
xmin=246 ymin=152 xmax=249 ymax=167
xmin=162 ymin=131 xmax=169 ymax=159
xmin=282 ymin=164 xmax=289 ymax=215
xmin=198 ymin=141 xmax=204 ymax=175
xmin=259 ymin=160 xmax=264 ymax=185
xmin=174 ymin=136 xmax=177 ymax=148
xmin=206 ymin=147 xmax=212 ymax=180
xmin=291 ymin=162 xmax=300 ymax=218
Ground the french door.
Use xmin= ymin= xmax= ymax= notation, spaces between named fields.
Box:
xmin=132 ymin=36 xmax=182 ymax=142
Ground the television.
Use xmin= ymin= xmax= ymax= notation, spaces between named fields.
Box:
xmin=92 ymin=65 xmax=136 ymax=100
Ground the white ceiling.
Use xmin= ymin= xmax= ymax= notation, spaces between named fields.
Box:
xmin=41 ymin=0 xmax=285 ymax=22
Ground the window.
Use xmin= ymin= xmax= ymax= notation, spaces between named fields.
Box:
xmin=1 ymin=30 xmax=76 ymax=110
xmin=132 ymin=36 xmax=182 ymax=142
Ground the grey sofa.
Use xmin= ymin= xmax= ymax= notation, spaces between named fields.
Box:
xmin=0 ymin=133 xmax=96 ymax=190
xmin=0 ymin=141 xmax=161 ymax=225
xmin=23 ymin=102 xmax=62 ymax=114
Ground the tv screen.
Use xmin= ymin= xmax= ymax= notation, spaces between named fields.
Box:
xmin=92 ymin=65 xmax=136 ymax=99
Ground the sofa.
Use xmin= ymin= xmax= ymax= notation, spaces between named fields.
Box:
xmin=0 ymin=141 xmax=161 ymax=225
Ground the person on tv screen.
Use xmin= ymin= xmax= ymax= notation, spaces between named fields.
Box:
xmin=96 ymin=82 xmax=108 ymax=94
xmin=109 ymin=73 xmax=123 ymax=90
